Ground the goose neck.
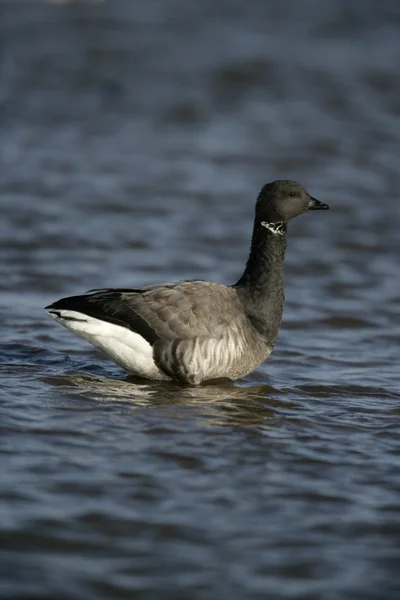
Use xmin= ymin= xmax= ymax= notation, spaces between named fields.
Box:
xmin=235 ymin=220 xmax=287 ymax=292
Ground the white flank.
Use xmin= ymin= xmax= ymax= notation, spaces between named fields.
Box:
xmin=47 ymin=309 xmax=160 ymax=378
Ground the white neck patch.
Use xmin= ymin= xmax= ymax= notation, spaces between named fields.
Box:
xmin=261 ymin=221 xmax=285 ymax=236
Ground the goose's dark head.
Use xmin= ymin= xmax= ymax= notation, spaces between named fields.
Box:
xmin=256 ymin=180 xmax=329 ymax=224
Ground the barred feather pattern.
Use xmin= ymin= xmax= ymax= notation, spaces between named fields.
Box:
xmin=154 ymin=318 xmax=272 ymax=385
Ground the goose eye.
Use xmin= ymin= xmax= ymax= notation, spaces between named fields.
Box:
xmin=290 ymin=192 xmax=296 ymax=196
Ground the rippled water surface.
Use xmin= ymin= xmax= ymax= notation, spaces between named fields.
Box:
xmin=1 ymin=1 xmax=400 ymax=599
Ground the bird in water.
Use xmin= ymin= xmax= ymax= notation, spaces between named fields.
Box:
xmin=46 ymin=180 xmax=329 ymax=385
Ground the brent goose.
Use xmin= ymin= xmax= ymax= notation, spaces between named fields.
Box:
xmin=46 ymin=180 xmax=329 ymax=384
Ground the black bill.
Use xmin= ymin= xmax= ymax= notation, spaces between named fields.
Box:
xmin=307 ymin=196 xmax=329 ymax=210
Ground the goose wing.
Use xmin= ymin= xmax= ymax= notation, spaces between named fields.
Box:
xmin=46 ymin=280 xmax=241 ymax=345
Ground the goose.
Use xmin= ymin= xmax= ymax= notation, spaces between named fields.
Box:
xmin=46 ymin=180 xmax=329 ymax=385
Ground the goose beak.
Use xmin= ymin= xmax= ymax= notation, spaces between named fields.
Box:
xmin=307 ymin=196 xmax=329 ymax=210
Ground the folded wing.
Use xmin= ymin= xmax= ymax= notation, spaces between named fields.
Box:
xmin=47 ymin=280 xmax=241 ymax=346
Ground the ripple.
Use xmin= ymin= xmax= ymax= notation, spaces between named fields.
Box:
xmin=1 ymin=1 xmax=399 ymax=599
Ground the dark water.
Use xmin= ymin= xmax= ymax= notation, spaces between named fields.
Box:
xmin=1 ymin=1 xmax=400 ymax=598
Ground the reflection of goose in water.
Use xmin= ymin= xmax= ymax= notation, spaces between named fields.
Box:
xmin=46 ymin=181 xmax=329 ymax=385
xmin=45 ymin=372 xmax=299 ymax=428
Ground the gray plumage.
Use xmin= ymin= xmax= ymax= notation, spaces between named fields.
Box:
xmin=46 ymin=180 xmax=329 ymax=384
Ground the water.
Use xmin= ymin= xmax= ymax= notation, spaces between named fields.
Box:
xmin=1 ymin=1 xmax=400 ymax=599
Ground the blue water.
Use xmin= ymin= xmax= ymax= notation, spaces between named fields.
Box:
xmin=1 ymin=1 xmax=399 ymax=599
